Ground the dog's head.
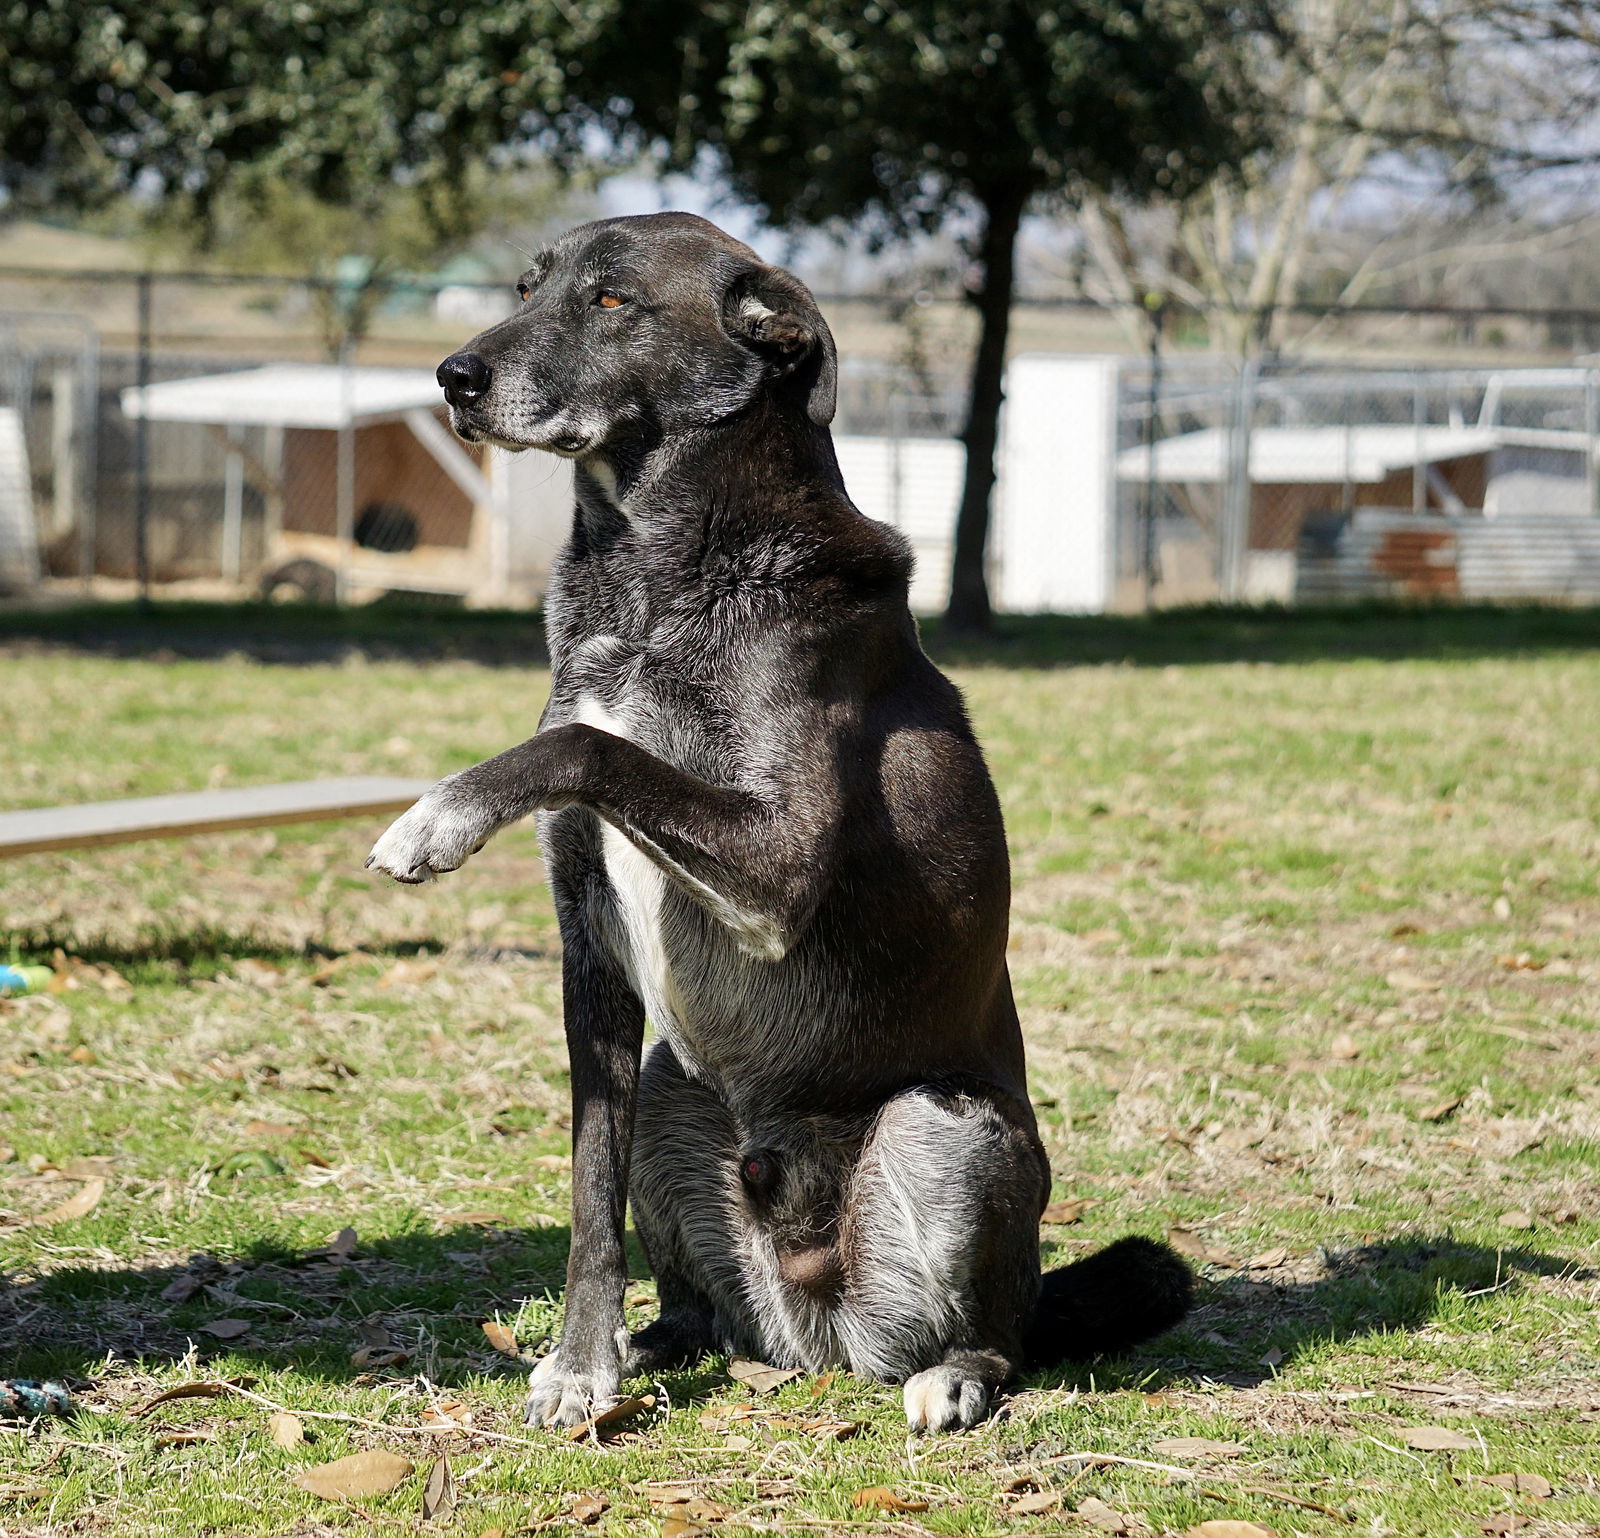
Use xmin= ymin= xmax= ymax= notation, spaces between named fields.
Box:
xmin=437 ymin=212 xmax=837 ymax=463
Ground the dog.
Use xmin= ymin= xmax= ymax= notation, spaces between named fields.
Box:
xmin=367 ymin=212 xmax=1192 ymax=1432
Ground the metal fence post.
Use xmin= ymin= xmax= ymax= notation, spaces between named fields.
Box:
xmin=335 ymin=340 xmax=354 ymax=606
xmin=1412 ymin=370 xmax=1426 ymax=515
xmin=1587 ymin=367 xmax=1599 ymax=519
xmin=1220 ymin=357 xmax=1256 ymax=601
xmin=135 ymin=272 xmax=152 ymax=605
xmin=1141 ymin=301 xmax=1167 ymax=609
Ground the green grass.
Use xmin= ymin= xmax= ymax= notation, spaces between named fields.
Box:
xmin=2 ymin=602 xmax=1598 ymax=1536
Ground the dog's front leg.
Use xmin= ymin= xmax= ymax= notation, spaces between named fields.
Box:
xmin=525 ymin=876 xmax=646 ymax=1427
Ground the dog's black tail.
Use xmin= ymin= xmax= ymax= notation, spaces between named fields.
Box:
xmin=1022 ymin=1235 xmax=1195 ymax=1369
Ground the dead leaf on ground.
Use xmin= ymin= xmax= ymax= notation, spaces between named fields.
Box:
xmin=17 ymin=1177 xmax=104 ymax=1227
xmin=1479 ymin=1517 xmax=1529 ymax=1535
xmin=1480 ymin=1473 xmax=1553 ymax=1499
xmin=200 ymin=1318 xmax=252 ymax=1340
xmin=567 ymin=1493 xmax=609 ymax=1524
xmin=421 ymin=1400 xmax=471 ymax=1432
xmin=1244 ymin=1247 xmax=1290 ymax=1270
xmin=481 ymin=1320 xmax=520 ymax=1356
xmin=1184 ymin=1523 xmax=1279 ymax=1538
xmin=267 ymin=1411 xmax=306 ymax=1449
xmin=232 ymin=958 xmax=284 ymax=989
xmin=802 ymin=1417 xmax=863 ymax=1440
xmin=1151 ymin=1437 xmax=1248 ymax=1460
xmin=245 ymin=1120 xmax=304 ymax=1138
xmin=1328 ymin=1033 xmax=1361 ymax=1060
xmin=565 ymin=1394 xmax=656 ymax=1442
xmin=1403 ymin=1425 xmax=1476 ymax=1450
xmin=1168 ymin=1226 xmax=1234 ymax=1266
xmin=727 ymin=1357 xmax=802 ymax=1394
xmin=350 ymin=1346 xmax=410 ymax=1369
xmin=661 ymin=1520 xmax=704 ymax=1538
xmin=379 ymin=959 xmax=438 ymax=988
xmin=131 ymin=1378 xmax=256 ymax=1416
xmin=1260 ymin=1346 xmax=1284 ymax=1368
xmin=1498 ymin=1210 xmax=1535 ymax=1230
xmin=307 ymin=1227 xmax=358 ymax=1262
xmin=1011 ymin=1490 xmax=1063 ymax=1514
xmin=161 ymin=1273 xmax=205 ymax=1304
xmin=294 ymin=1448 xmax=414 ymax=1500
xmin=1418 ymin=1096 xmax=1465 ymax=1123
xmin=421 ymin=1455 xmax=455 ymax=1520
xmin=809 ymin=1371 xmax=834 ymax=1398
xmin=1042 ymin=1198 xmax=1096 ymax=1225
xmin=1076 ymin=1495 xmax=1148 ymax=1532
xmin=852 ymin=1487 xmax=929 ymax=1513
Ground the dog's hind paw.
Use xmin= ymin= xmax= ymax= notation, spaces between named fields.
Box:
xmin=903 ymin=1364 xmax=992 ymax=1433
xmin=523 ymin=1351 xmax=620 ymax=1429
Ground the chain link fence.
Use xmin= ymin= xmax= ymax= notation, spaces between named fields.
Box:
xmin=2 ymin=265 xmax=1599 ymax=611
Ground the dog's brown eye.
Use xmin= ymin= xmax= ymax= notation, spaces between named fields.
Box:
xmin=595 ymin=292 xmax=625 ymax=309
xmin=516 ymin=282 xmax=530 ymax=302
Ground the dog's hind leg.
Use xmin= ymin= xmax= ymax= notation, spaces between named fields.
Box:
xmin=835 ymin=1085 xmax=1049 ymax=1433
xmin=625 ymin=1041 xmax=754 ymax=1374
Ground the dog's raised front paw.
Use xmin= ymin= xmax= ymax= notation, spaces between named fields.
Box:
xmin=902 ymin=1364 xmax=992 ymax=1433
xmin=365 ymin=781 xmax=497 ymax=884
xmin=523 ymin=1350 xmax=621 ymax=1429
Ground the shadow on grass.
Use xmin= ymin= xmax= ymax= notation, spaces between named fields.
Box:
xmin=1032 ymin=1236 xmax=1595 ymax=1396
xmin=3 ymin=598 xmax=1600 ymax=669
xmin=4 ymin=1230 xmax=1588 ymax=1403
xmin=4 ymin=926 xmax=492 ymax=983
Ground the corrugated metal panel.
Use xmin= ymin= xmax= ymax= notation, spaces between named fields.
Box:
xmin=1298 ymin=510 xmax=1600 ymax=602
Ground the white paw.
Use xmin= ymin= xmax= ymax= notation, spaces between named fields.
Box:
xmin=903 ymin=1364 xmax=992 ymax=1433
xmin=523 ymin=1351 xmax=621 ymax=1429
xmin=366 ymin=780 xmax=496 ymax=884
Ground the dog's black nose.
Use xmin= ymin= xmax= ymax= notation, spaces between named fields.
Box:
xmin=437 ymin=352 xmax=492 ymax=405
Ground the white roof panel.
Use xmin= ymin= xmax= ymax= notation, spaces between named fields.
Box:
xmin=120 ymin=364 xmax=444 ymax=429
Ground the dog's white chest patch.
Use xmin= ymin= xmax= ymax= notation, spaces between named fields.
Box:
xmin=573 ymin=694 xmax=682 ymax=1030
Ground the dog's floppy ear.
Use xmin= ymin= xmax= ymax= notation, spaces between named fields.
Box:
xmin=721 ymin=265 xmax=838 ymax=426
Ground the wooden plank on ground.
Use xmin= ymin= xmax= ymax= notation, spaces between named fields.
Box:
xmin=0 ymin=777 xmax=433 ymax=859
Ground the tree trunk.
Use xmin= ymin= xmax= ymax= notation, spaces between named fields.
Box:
xmin=944 ymin=184 xmax=1027 ymax=634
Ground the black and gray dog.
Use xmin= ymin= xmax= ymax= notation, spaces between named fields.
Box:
xmin=367 ymin=212 xmax=1191 ymax=1433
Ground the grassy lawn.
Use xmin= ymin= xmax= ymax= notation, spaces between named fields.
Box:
xmin=1 ymin=603 xmax=1597 ymax=1537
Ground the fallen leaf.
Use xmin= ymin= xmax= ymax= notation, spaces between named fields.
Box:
xmin=23 ymin=1177 xmax=104 ymax=1226
xmin=350 ymin=1347 xmax=410 ymax=1369
xmin=233 ymin=958 xmax=284 ymax=989
xmin=1011 ymin=1490 xmax=1062 ymax=1513
xmin=268 ymin=1411 xmax=305 ymax=1449
xmin=1403 ymin=1425 xmax=1476 ymax=1450
xmin=1479 ymin=1517 xmax=1528 ymax=1535
xmin=481 ymin=1320 xmax=520 ymax=1356
xmin=245 ymin=1120 xmax=304 ymax=1138
xmin=1042 ymin=1198 xmax=1096 ymax=1225
xmin=1260 ymin=1346 xmax=1284 ymax=1368
xmin=1167 ymin=1226 xmax=1233 ymax=1265
xmin=201 ymin=1318 xmax=252 ymax=1340
xmin=809 ymin=1371 xmax=835 ymax=1398
xmin=379 ymin=959 xmax=438 ymax=988
xmin=852 ymin=1488 xmax=929 ymax=1513
xmin=1184 ymin=1524 xmax=1278 ymax=1538
xmin=421 ymin=1455 xmax=455 ymax=1520
xmin=1387 ymin=969 xmax=1443 ymax=993
xmin=1479 ymin=1473 xmax=1553 ymax=1499
xmin=1418 ymin=1096 xmax=1464 ymax=1124
xmin=67 ymin=1045 xmax=96 ymax=1064
xmin=802 ymin=1417 xmax=863 ymax=1440
xmin=132 ymin=1378 xmax=255 ymax=1415
xmin=1076 ymin=1495 xmax=1147 ymax=1532
xmin=1329 ymin=1033 xmax=1360 ymax=1060
xmin=661 ymin=1520 xmax=704 ymax=1538
xmin=161 ymin=1273 xmax=204 ymax=1304
xmin=566 ymin=1394 xmax=656 ymax=1441
xmin=1151 ymin=1437 xmax=1248 ymax=1460
xmin=1244 ymin=1247 xmax=1289 ymax=1269
xmin=567 ymin=1493 xmax=609 ymax=1524
xmin=727 ymin=1357 xmax=802 ymax=1394
xmin=1498 ymin=1210 xmax=1535 ymax=1231
xmin=294 ymin=1448 xmax=414 ymax=1500
xmin=154 ymin=1429 xmax=216 ymax=1447
xmin=421 ymin=1400 xmax=471 ymax=1431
